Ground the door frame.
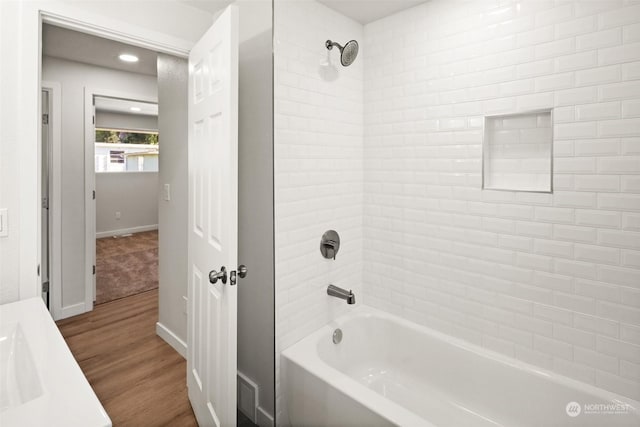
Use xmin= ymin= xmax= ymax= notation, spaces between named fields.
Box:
xmin=28 ymin=3 xmax=191 ymax=313
xmin=41 ymin=81 xmax=63 ymax=319
xmin=83 ymin=88 xmax=158 ymax=311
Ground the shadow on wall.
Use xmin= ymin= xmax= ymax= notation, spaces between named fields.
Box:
xmin=318 ymin=50 xmax=339 ymax=82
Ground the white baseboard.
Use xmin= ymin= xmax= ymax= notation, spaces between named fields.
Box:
xmin=155 ymin=328 xmax=274 ymax=426
xmin=96 ymin=224 xmax=158 ymax=239
xmin=238 ymin=372 xmax=258 ymax=422
xmin=155 ymin=322 xmax=187 ymax=358
xmin=57 ymin=302 xmax=86 ymax=320
xmin=256 ymin=406 xmax=274 ymax=427
xmin=237 ymin=371 xmax=274 ymax=427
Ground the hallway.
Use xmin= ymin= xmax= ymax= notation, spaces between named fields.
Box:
xmin=56 ymin=289 xmax=197 ymax=426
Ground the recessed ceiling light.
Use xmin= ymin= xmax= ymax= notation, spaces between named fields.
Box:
xmin=130 ymin=107 xmax=141 ymax=112
xmin=119 ymin=54 xmax=139 ymax=63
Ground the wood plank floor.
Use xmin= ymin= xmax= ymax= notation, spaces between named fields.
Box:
xmin=56 ymin=289 xmax=198 ymax=427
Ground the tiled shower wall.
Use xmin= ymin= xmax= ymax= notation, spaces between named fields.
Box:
xmin=363 ymin=0 xmax=640 ymax=400
xmin=274 ymin=0 xmax=364 ymax=413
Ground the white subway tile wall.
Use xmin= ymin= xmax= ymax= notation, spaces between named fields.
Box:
xmin=364 ymin=0 xmax=640 ymax=401
xmin=275 ymin=0 xmax=640 ymax=417
xmin=274 ymin=0 xmax=364 ymax=415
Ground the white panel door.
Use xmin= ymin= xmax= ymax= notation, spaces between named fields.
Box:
xmin=187 ymin=4 xmax=239 ymax=427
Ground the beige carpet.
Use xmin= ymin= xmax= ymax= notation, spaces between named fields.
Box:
xmin=95 ymin=230 xmax=158 ymax=305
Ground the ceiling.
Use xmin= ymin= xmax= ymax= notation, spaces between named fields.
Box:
xmin=178 ymin=0 xmax=234 ymax=15
xmin=181 ymin=0 xmax=428 ymax=25
xmin=95 ymin=97 xmax=158 ymax=116
xmin=42 ymin=24 xmax=158 ymax=76
xmin=42 ymin=1 xmax=427 ymax=76
xmin=317 ymin=0 xmax=426 ymax=24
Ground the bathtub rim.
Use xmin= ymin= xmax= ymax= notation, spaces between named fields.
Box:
xmin=281 ymin=304 xmax=640 ymax=426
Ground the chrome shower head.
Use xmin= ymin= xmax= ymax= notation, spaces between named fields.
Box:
xmin=325 ymin=39 xmax=359 ymax=67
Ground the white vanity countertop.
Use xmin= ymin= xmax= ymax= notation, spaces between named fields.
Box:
xmin=0 ymin=297 xmax=111 ymax=427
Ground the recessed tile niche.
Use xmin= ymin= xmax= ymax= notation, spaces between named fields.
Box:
xmin=483 ymin=110 xmax=553 ymax=193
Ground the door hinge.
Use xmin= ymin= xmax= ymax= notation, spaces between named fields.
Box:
xmin=92 ymin=190 xmax=96 ymax=200
xmin=93 ymin=265 xmax=96 ymax=275
xmin=42 ymin=113 xmax=49 ymax=125
xmin=42 ymin=197 xmax=49 ymax=209
xmin=92 ymin=115 xmax=95 ymax=125
xmin=42 ymin=281 xmax=50 ymax=293
xmin=37 ymin=264 xmax=40 ymax=276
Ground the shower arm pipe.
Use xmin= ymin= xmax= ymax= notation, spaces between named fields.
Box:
xmin=325 ymin=40 xmax=343 ymax=51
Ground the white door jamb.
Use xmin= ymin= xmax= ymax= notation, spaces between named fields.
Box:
xmin=33 ymin=4 xmax=187 ymax=314
xmin=83 ymin=88 xmax=158 ymax=312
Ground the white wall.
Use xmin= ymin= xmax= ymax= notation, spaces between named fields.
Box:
xmin=157 ymin=53 xmax=189 ymax=356
xmin=96 ymin=111 xmax=158 ymax=131
xmin=67 ymin=0 xmax=215 ymax=45
xmin=236 ymin=0 xmax=275 ymax=423
xmin=0 ymin=0 xmax=213 ymax=305
xmin=0 ymin=0 xmax=23 ymax=303
xmin=96 ymin=172 xmax=159 ymax=236
xmin=363 ymin=0 xmax=640 ymax=401
xmin=42 ymin=55 xmax=157 ymax=308
xmin=274 ymin=0 xmax=363 ymax=417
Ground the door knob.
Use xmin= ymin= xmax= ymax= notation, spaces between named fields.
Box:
xmin=238 ymin=265 xmax=248 ymax=278
xmin=209 ymin=266 xmax=227 ymax=284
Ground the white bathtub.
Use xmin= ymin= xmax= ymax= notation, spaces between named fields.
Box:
xmin=282 ymin=306 xmax=640 ymax=426
xmin=0 ymin=298 xmax=111 ymax=427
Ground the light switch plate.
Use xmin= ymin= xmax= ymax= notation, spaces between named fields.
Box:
xmin=164 ymin=184 xmax=171 ymax=201
xmin=0 ymin=209 xmax=8 ymax=237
